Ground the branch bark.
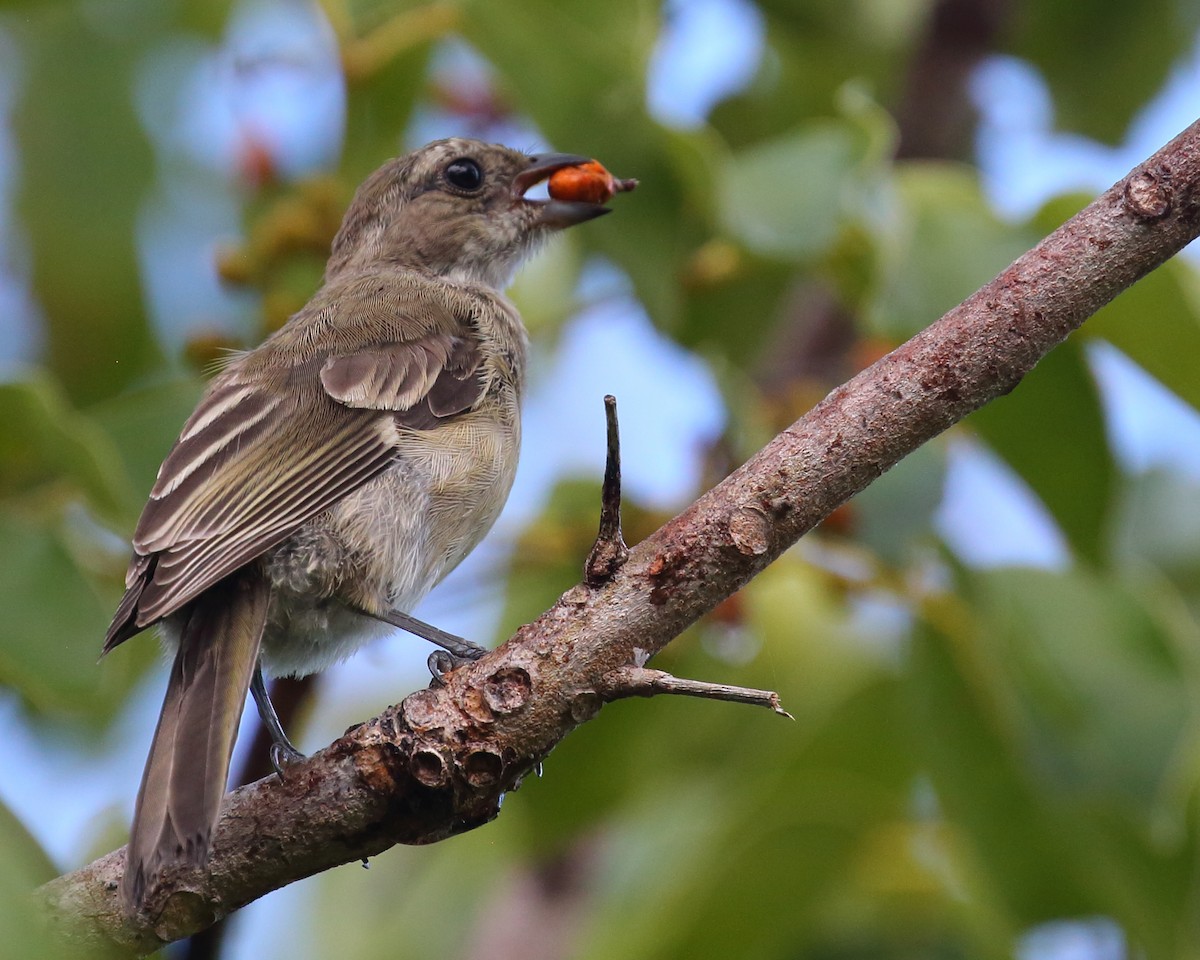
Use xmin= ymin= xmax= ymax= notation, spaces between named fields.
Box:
xmin=39 ymin=119 xmax=1200 ymax=955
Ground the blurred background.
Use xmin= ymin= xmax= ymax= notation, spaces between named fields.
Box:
xmin=3 ymin=0 xmax=1200 ymax=957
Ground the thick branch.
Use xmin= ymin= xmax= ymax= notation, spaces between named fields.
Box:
xmin=39 ymin=120 xmax=1200 ymax=954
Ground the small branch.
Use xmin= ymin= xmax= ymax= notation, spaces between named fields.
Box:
xmin=598 ymin=665 xmax=794 ymax=718
xmin=584 ymin=394 xmax=629 ymax=586
xmin=339 ymin=4 xmax=460 ymax=82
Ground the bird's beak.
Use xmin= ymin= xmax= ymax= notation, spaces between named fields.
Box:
xmin=513 ymin=152 xmax=614 ymax=228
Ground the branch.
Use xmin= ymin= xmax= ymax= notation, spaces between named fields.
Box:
xmin=597 ymin=665 xmax=794 ymax=718
xmin=38 ymin=120 xmax=1200 ymax=955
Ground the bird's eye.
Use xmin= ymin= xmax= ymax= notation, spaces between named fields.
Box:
xmin=445 ymin=158 xmax=483 ymax=191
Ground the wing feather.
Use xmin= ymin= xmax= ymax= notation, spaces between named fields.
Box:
xmin=103 ymin=278 xmax=491 ymax=652
xmin=320 ymin=334 xmax=468 ymax=411
xmin=112 ymin=395 xmax=395 ymax=637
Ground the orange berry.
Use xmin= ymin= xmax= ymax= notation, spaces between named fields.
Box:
xmin=548 ymin=160 xmax=637 ymax=204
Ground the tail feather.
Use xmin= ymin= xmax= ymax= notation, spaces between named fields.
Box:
xmin=121 ymin=570 xmax=269 ymax=911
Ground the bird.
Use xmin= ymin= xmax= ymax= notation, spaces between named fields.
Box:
xmin=102 ymin=137 xmax=630 ymax=912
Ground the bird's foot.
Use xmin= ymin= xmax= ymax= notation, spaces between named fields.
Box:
xmin=269 ymin=739 xmax=306 ymax=780
xmin=426 ymin=646 xmax=485 ymax=686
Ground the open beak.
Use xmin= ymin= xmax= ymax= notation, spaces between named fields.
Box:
xmin=513 ymin=152 xmax=614 ymax=228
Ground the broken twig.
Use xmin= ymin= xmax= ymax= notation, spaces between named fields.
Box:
xmin=585 ymin=394 xmax=630 ymax=586
xmin=597 ymin=665 xmax=793 ymax=719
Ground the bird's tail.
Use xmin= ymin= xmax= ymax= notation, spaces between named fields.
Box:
xmin=121 ymin=570 xmax=268 ymax=912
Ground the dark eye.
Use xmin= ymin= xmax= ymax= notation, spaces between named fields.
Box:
xmin=445 ymin=158 xmax=483 ymax=191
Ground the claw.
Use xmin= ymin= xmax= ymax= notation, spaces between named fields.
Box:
xmin=269 ymin=740 xmax=306 ymax=780
xmin=427 ymin=649 xmax=460 ymax=685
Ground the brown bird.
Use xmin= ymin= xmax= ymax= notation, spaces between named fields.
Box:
xmin=103 ymin=138 xmax=631 ymax=911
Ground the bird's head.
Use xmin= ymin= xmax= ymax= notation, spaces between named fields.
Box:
xmin=326 ymin=138 xmax=623 ymax=289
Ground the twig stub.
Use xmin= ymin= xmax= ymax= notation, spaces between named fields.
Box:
xmin=585 ymin=395 xmax=630 ymax=586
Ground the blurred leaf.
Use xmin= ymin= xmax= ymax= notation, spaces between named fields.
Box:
xmin=0 ymin=512 xmax=119 ymax=718
xmin=867 ymin=164 xmax=1033 ymax=340
xmin=507 ymin=230 xmax=586 ymax=337
xmin=909 ymin=603 xmax=1098 ymax=923
xmin=87 ymin=374 xmax=203 ymax=497
xmin=1113 ymin=469 xmax=1200 ymax=589
xmin=719 ymin=119 xmax=873 ymax=260
xmin=460 ymin=0 xmax=711 ymax=329
xmin=176 ymin=0 xmax=236 ymax=36
xmin=1009 ymin=0 xmax=1200 ymax=144
xmin=0 ymin=376 xmax=132 ymax=521
xmin=459 ymin=0 xmax=657 ymax=147
xmin=0 ymin=799 xmax=56 ymax=885
xmin=592 ymin=679 xmax=918 ymax=960
xmin=965 ymin=568 xmax=1186 ymax=805
xmin=744 ymin=556 xmax=890 ymax=723
xmin=336 ymin=2 xmax=436 ymax=180
xmin=968 ymin=340 xmax=1115 ymax=566
xmin=851 ymin=437 xmax=946 ymax=563
xmin=13 ymin=9 xmax=160 ymax=404
xmin=0 ymin=801 xmax=61 ymax=960
xmin=912 ymin=568 xmax=1196 ymax=955
xmin=709 ymin=2 xmax=917 ymax=148
xmin=675 ymin=246 xmax=793 ymax=364
xmin=682 ymin=89 xmax=894 ymax=362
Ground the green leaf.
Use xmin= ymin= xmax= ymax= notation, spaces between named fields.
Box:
xmin=0 ymin=511 xmax=127 ymax=719
xmin=460 ymin=0 xmax=710 ymax=329
xmin=968 ymin=568 xmax=1186 ymax=806
xmin=1114 ymin=469 xmax=1200 ymax=592
xmin=1088 ymin=259 xmax=1200 ymax=410
xmin=1008 ymin=0 xmax=1200 ymax=144
xmin=87 ymin=374 xmax=203 ymax=498
xmin=680 ymin=87 xmax=894 ymax=362
xmin=674 ymin=251 xmax=794 ymax=365
xmin=709 ymin=4 xmax=917 ymax=150
xmin=12 ymin=9 xmax=161 ymax=404
xmin=0 ymin=800 xmax=60 ymax=960
xmin=0 ymin=376 xmax=132 ymax=521
xmin=719 ymin=120 xmax=873 ymax=260
xmin=866 ymin=164 xmax=1034 ymax=340
xmin=851 ymin=437 xmax=946 ymax=563
xmin=911 ymin=568 xmax=1197 ymax=955
xmin=968 ymin=340 xmax=1115 ymax=566
xmin=910 ymin=605 xmax=1096 ymax=923
xmin=335 ymin=1 xmax=435 ymax=181
xmin=587 ymin=679 xmax=917 ymax=960
xmin=0 ymin=798 xmax=56 ymax=886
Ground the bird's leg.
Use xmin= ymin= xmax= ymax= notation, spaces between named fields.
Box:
xmin=367 ymin=609 xmax=488 ymax=682
xmin=250 ymin=665 xmax=305 ymax=777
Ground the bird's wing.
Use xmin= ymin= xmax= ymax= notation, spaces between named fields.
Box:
xmin=103 ymin=287 xmax=487 ymax=651
xmin=320 ymin=330 xmax=482 ymax=426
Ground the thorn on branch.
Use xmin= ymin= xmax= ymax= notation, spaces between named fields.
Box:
xmin=597 ymin=665 xmax=794 ymax=719
xmin=585 ymin=394 xmax=629 ymax=586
